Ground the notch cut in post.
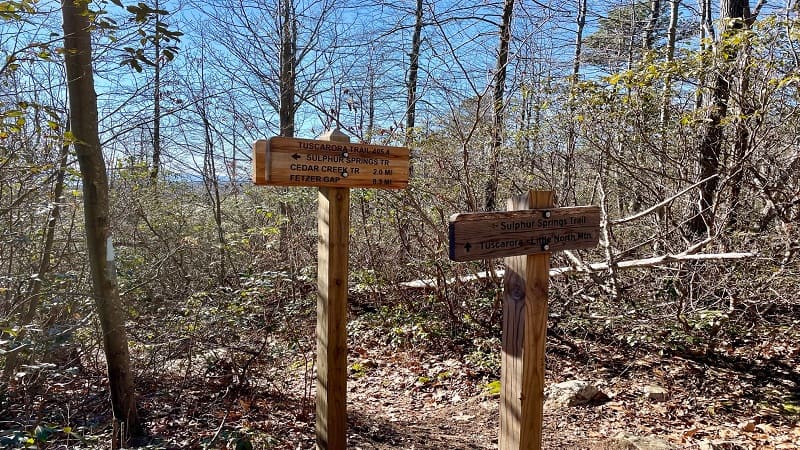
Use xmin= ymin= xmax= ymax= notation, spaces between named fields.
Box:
xmin=316 ymin=128 xmax=350 ymax=450
xmin=500 ymin=190 xmax=553 ymax=450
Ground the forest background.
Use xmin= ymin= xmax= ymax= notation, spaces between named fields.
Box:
xmin=1 ymin=0 xmax=799 ymax=448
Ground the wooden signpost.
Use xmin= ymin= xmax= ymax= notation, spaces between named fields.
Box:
xmin=253 ymin=136 xmax=410 ymax=189
xmin=253 ymin=130 xmax=410 ymax=450
xmin=449 ymin=205 xmax=600 ymax=262
xmin=448 ymin=191 xmax=600 ymax=450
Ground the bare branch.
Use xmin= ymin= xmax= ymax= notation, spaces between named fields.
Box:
xmin=400 ymin=251 xmax=755 ymax=290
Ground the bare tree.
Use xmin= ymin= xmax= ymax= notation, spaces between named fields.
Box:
xmin=406 ymin=0 xmax=423 ymax=144
xmin=203 ymin=0 xmax=337 ymax=137
xmin=563 ymin=0 xmax=588 ymax=202
xmin=279 ymin=0 xmax=297 ymax=136
xmin=62 ymin=0 xmax=142 ymax=444
xmin=485 ymin=0 xmax=515 ymax=212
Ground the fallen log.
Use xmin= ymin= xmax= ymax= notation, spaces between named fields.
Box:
xmin=399 ymin=252 xmax=755 ymax=290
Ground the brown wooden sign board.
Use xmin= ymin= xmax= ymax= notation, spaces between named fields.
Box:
xmin=252 ymin=137 xmax=410 ymax=189
xmin=448 ymin=205 xmax=601 ymax=261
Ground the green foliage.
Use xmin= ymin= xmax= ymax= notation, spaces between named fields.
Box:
xmin=0 ymin=423 xmax=87 ymax=449
xmin=94 ymin=0 xmax=185 ymax=72
xmin=483 ymin=380 xmax=501 ymax=396
xmin=0 ymin=102 xmax=63 ymax=142
xmin=466 ymin=345 xmax=500 ymax=374
xmin=0 ymin=430 xmax=32 ymax=448
xmin=782 ymin=401 xmax=800 ymax=416
xmin=0 ymin=0 xmax=34 ymax=20
xmin=583 ymin=0 xmax=672 ymax=70
xmin=349 ymin=361 xmax=368 ymax=378
xmin=352 ymin=268 xmax=380 ymax=292
xmin=349 ymin=303 xmax=445 ymax=349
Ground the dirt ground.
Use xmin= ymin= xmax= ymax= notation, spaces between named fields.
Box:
xmin=337 ymin=339 xmax=800 ymax=450
xmin=4 ymin=318 xmax=799 ymax=449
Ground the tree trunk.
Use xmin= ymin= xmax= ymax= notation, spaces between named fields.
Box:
xmin=485 ymin=0 xmax=514 ymax=212
xmin=203 ymin=118 xmax=227 ymax=284
xmin=150 ymin=0 xmax=161 ymax=182
xmin=688 ymin=0 xmax=751 ymax=237
xmin=279 ymin=0 xmax=296 ymax=137
xmin=696 ymin=0 xmax=714 ymax=110
xmin=61 ymin=0 xmax=142 ymax=443
xmin=643 ymin=0 xmax=661 ymax=50
xmin=727 ymin=72 xmax=751 ymax=229
xmin=278 ymin=0 xmax=297 ymax=256
xmin=563 ymin=0 xmax=587 ymax=204
xmin=659 ymin=0 xmax=679 ymax=127
xmin=406 ymin=0 xmax=423 ymax=145
xmin=727 ymin=2 xmax=758 ymax=228
xmin=366 ymin=60 xmax=376 ymax=142
xmin=690 ymin=74 xmax=727 ymax=236
xmin=572 ymin=0 xmax=586 ymax=81
xmin=722 ymin=0 xmax=751 ymax=21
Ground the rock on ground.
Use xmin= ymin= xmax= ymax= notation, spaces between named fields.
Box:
xmin=544 ymin=379 xmax=605 ymax=409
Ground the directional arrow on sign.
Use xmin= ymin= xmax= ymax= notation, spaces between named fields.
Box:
xmin=448 ymin=206 xmax=601 ymax=261
xmin=253 ymin=137 xmax=410 ymax=189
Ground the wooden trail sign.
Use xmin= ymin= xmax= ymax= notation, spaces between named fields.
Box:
xmin=253 ymin=136 xmax=410 ymax=189
xmin=448 ymin=192 xmax=600 ymax=450
xmin=448 ymin=206 xmax=600 ymax=261
xmin=252 ymin=129 xmax=409 ymax=450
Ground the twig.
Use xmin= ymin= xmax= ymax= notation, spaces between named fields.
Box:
xmin=753 ymin=0 xmax=767 ymax=19
xmin=207 ymin=410 xmax=230 ymax=448
xmin=611 ymin=174 xmax=719 ymax=226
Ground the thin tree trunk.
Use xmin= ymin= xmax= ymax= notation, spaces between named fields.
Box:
xmin=367 ymin=61 xmax=375 ymax=142
xmin=150 ymin=0 xmax=161 ymax=182
xmin=406 ymin=0 xmax=423 ymax=145
xmin=278 ymin=0 xmax=296 ymax=255
xmin=696 ymin=0 xmax=714 ymax=110
xmin=652 ymin=0 xmax=681 ymax=251
xmin=401 ymin=1 xmax=424 ymax=263
xmin=202 ymin=114 xmax=227 ymax=284
xmin=644 ymin=0 xmax=661 ymax=50
xmin=196 ymin=47 xmax=227 ymax=284
xmin=563 ymin=0 xmax=587 ymax=204
xmin=61 ymin=0 xmax=142 ymax=443
xmin=626 ymin=0 xmax=637 ymax=70
xmin=279 ymin=0 xmax=296 ymax=137
xmin=660 ymin=0 xmax=680 ymax=126
xmin=485 ymin=0 xmax=514 ymax=212
xmin=572 ymin=0 xmax=586 ymax=80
